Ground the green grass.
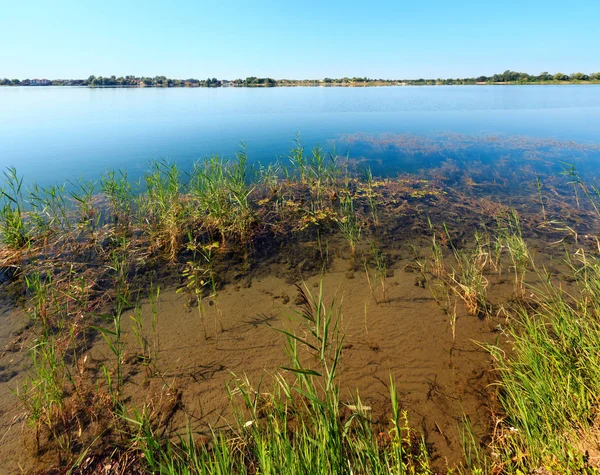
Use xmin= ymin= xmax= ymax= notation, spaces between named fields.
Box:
xmin=0 ymin=166 xmax=30 ymax=249
xmin=485 ymin=250 xmax=600 ymax=472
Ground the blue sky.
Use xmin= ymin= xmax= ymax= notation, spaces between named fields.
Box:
xmin=1 ymin=0 xmax=598 ymax=79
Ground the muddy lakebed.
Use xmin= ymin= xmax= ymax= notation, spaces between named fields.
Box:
xmin=1 ymin=133 xmax=600 ymax=473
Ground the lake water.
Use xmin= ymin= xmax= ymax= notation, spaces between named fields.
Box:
xmin=1 ymin=85 xmax=600 ymax=187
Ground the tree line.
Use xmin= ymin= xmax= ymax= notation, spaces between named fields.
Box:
xmin=1 ymin=70 xmax=599 ymax=87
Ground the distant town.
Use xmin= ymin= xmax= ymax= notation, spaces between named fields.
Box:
xmin=2 ymin=71 xmax=600 ymax=87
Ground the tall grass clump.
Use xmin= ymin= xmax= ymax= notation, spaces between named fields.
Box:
xmin=487 ymin=249 xmax=600 ymax=472
xmin=125 ymin=282 xmax=432 ymax=474
xmin=189 ymin=149 xmax=255 ymax=249
xmin=140 ymin=160 xmax=184 ymax=260
xmin=427 ymin=223 xmax=489 ymax=318
xmin=338 ymin=194 xmax=361 ymax=258
xmin=0 ymin=166 xmax=30 ymax=249
xmin=18 ymin=333 xmax=68 ymax=451
xmin=365 ymin=241 xmax=388 ymax=304
xmin=68 ymin=178 xmax=99 ymax=234
xmin=100 ymin=169 xmax=133 ymax=232
xmin=496 ymin=210 xmax=530 ymax=298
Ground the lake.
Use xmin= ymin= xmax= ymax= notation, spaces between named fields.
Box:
xmin=1 ymin=85 xmax=600 ymax=187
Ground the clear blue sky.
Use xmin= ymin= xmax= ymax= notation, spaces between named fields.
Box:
xmin=1 ymin=0 xmax=598 ymax=80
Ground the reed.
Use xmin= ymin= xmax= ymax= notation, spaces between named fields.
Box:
xmin=100 ymin=169 xmax=133 ymax=232
xmin=446 ymin=230 xmax=489 ymax=317
xmin=365 ymin=167 xmax=379 ymax=226
xmin=18 ymin=333 xmax=67 ymax=449
xmin=535 ymin=176 xmax=546 ymax=221
xmin=368 ymin=240 xmax=388 ymax=303
xmin=179 ymin=259 xmax=211 ymax=340
xmin=486 ymin=249 xmax=600 ymax=471
xmin=337 ymin=194 xmax=361 ymax=258
xmin=141 ymin=160 xmax=184 ymax=260
xmin=130 ymin=302 xmax=150 ymax=370
xmin=28 ymin=182 xmax=71 ymax=235
xmin=68 ymin=178 xmax=99 ymax=234
xmin=0 ymin=166 xmax=30 ymax=248
xmin=288 ymin=133 xmax=306 ymax=184
xmin=497 ymin=210 xmax=530 ymax=299
xmin=189 ymin=149 xmax=255 ymax=250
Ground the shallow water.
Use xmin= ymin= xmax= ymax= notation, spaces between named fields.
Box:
xmin=1 ymin=85 xmax=600 ymax=186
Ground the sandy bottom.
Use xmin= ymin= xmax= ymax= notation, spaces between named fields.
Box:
xmin=0 ymin=235 xmax=576 ymax=473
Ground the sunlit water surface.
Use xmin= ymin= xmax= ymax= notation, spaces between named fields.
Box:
xmin=1 ymin=85 xmax=599 ymax=187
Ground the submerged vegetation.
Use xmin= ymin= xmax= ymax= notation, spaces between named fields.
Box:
xmin=1 ymin=138 xmax=600 ymax=473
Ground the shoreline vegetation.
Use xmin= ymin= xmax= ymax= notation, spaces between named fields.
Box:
xmin=2 ymin=70 xmax=600 ymax=88
xmin=2 ymin=139 xmax=600 ymax=473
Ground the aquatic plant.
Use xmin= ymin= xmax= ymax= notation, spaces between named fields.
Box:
xmin=189 ymin=148 xmax=255 ymax=251
xmin=497 ymin=210 xmax=530 ymax=299
xmin=0 ymin=166 xmax=30 ymax=249
xmin=364 ymin=167 xmax=379 ymax=226
xmin=100 ymin=169 xmax=133 ymax=231
xmin=535 ymin=176 xmax=546 ymax=221
xmin=68 ymin=178 xmax=99 ymax=234
xmin=18 ymin=333 xmax=68 ymax=452
xmin=130 ymin=303 xmax=150 ymax=370
xmin=140 ymin=159 xmax=184 ymax=261
xmin=367 ymin=240 xmax=388 ymax=303
xmin=288 ymin=133 xmax=306 ymax=184
xmin=446 ymin=229 xmax=489 ymax=317
xmin=337 ymin=194 xmax=361 ymax=258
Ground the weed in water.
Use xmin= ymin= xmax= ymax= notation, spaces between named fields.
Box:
xmin=337 ymin=194 xmax=361 ymax=259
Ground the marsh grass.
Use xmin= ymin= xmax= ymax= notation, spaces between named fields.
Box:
xmin=141 ymin=160 xmax=185 ymax=261
xmin=100 ymin=169 xmax=133 ymax=232
xmin=535 ymin=176 xmax=546 ymax=221
xmin=0 ymin=166 xmax=30 ymax=249
xmin=189 ymin=148 xmax=255 ymax=254
xmin=366 ymin=240 xmax=388 ymax=304
xmin=338 ymin=194 xmax=361 ymax=259
xmin=364 ymin=167 xmax=379 ymax=226
xmin=18 ymin=333 xmax=67 ymax=450
xmin=427 ymin=223 xmax=489 ymax=319
xmin=496 ymin=211 xmax=530 ymax=299
xmin=486 ymin=249 xmax=600 ymax=472
xmin=68 ymin=178 xmax=100 ymax=234
xmin=446 ymin=230 xmax=489 ymax=317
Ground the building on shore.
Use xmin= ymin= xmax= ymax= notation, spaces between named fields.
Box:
xmin=30 ymin=78 xmax=52 ymax=86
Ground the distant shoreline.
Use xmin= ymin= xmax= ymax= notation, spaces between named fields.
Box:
xmin=2 ymin=81 xmax=600 ymax=89
xmin=2 ymin=71 xmax=599 ymax=88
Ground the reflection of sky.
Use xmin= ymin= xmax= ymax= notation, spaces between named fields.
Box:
xmin=1 ymin=86 xmax=599 ymax=187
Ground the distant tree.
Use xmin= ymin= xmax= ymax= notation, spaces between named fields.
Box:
xmin=554 ymin=72 xmax=569 ymax=81
xmin=571 ymin=72 xmax=590 ymax=81
xmin=592 ymin=72 xmax=600 ymax=80
xmin=11 ymin=79 xmax=21 ymax=85
xmin=538 ymin=72 xmax=552 ymax=81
